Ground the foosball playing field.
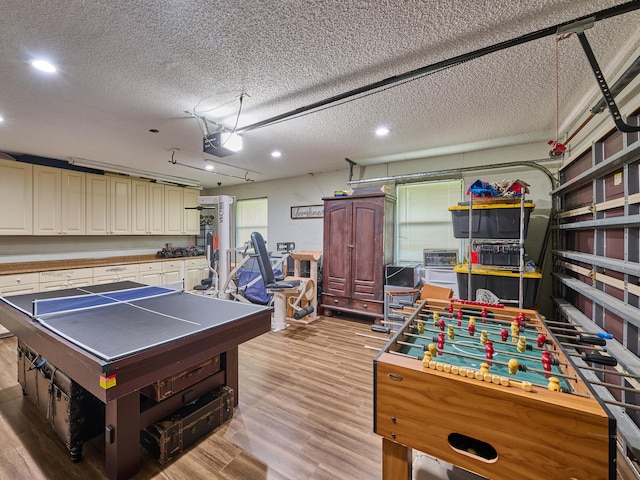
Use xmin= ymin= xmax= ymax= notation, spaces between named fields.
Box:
xmin=373 ymin=298 xmax=616 ymax=480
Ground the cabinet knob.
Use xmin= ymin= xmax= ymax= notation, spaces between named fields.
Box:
xmin=334 ymin=299 xmax=339 ymax=304
xmin=363 ymin=303 xmax=368 ymax=308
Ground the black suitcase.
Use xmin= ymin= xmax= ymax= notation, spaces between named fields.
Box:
xmin=17 ymin=340 xmax=105 ymax=462
xmin=140 ymin=385 xmax=234 ymax=464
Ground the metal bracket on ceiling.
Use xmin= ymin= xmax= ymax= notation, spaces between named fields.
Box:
xmin=345 ymin=158 xmax=357 ymax=182
xmin=556 ymin=17 xmax=595 ymax=36
xmin=572 ymin=29 xmax=640 ymax=133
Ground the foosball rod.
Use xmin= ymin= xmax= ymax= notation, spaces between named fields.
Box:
xmin=602 ymin=398 xmax=640 ymax=412
xmin=395 ymin=340 xmax=578 ymax=382
xmin=418 ymin=302 xmax=538 ymax=323
xmin=419 ymin=310 xmax=536 ymax=329
xmin=589 ymin=380 xmax=640 ymax=395
xmin=355 ymin=333 xmax=390 ymax=341
xmin=414 ymin=312 xmax=540 ymax=335
xmin=408 ymin=325 xmax=558 ymax=355
xmin=578 ymin=364 xmax=640 ymax=380
xmin=389 ymin=348 xmax=582 ymax=395
xmin=552 ymin=333 xmax=608 ymax=346
xmin=544 ymin=320 xmax=614 ymax=339
xmin=405 ymin=331 xmax=567 ymax=366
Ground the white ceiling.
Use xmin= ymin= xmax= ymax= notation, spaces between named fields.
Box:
xmin=1 ymin=1 xmax=640 ymax=188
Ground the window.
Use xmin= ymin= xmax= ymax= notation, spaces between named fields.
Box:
xmin=236 ymin=197 xmax=268 ymax=247
xmin=396 ymin=180 xmax=464 ymax=263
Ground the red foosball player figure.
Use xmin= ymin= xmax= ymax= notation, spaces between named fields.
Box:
xmin=537 ymin=334 xmax=547 ymax=348
xmin=468 ymin=322 xmax=475 ymax=336
xmin=541 ymin=351 xmax=552 ymax=376
xmin=481 ymin=307 xmax=487 ymax=322
xmin=437 ymin=333 xmax=445 ymax=354
xmin=485 ymin=341 xmax=494 ymax=366
xmin=457 ymin=308 xmax=463 ymax=326
xmin=501 ymin=328 xmax=509 ymax=342
xmin=438 ymin=319 xmax=446 ymax=331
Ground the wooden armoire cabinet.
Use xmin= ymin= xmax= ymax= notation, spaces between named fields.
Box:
xmin=321 ymin=193 xmax=395 ymax=319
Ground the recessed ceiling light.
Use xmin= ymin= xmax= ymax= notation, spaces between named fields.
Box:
xmin=31 ymin=59 xmax=56 ymax=73
xmin=375 ymin=126 xmax=390 ymax=137
xmin=205 ymin=164 xmax=214 ymax=171
xmin=271 ymin=150 xmax=282 ymax=158
xmin=0 ymin=115 xmax=4 ymax=122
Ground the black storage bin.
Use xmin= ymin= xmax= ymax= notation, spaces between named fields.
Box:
xmin=448 ymin=202 xmax=534 ymax=239
xmin=454 ymin=264 xmax=541 ymax=308
xmin=476 ymin=244 xmax=523 ymax=266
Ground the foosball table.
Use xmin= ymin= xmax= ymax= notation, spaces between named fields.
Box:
xmin=374 ymin=297 xmax=616 ymax=480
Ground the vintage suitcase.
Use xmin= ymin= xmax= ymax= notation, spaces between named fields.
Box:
xmin=140 ymin=354 xmax=221 ymax=402
xmin=17 ymin=340 xmax=105 ymax=462
xmin=140 ymin=385 xmax=234 ymax=464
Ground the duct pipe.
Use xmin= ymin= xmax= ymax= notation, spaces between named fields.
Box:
xmin=346 ymin=159 xmax=558 ymax=189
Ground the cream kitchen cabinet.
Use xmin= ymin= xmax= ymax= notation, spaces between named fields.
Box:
xmin=39 ymin=268 xmax=93 ymax=291
xmin=0 ymin=272 xmax=40 ymax=295
xmin=164 ymin=186 xmax=200 ymax=235
xmin=161 ymin=260 xmax=183 ymax=285
xmin=131 ymin=180 xmax=165 ymax=235
xmin=184 ymin=257 xmax=209 ymax=290
xmin=138 ymin=261 xmax=163 ymax=285
xmin=33 ymin=165 xmax=86 ymax=235
xmin=86 ymin=174 xmax=131 ymax=235
xmin=93 ymin=264 xmax=139 ymax=284
xmin=0 ymin=159 xmax=32 ymax=235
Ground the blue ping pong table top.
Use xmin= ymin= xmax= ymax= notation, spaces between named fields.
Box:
xmin=1 ymin=281 xmax=271 ymax=362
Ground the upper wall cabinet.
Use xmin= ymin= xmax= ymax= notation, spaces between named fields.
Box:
xmin=131 ymin=179 xmax=165 ymax=235
xmin=33 ymin=165 xmax=86 ymax=235
xmin=0 ymin=159 xmax=197 ymax=237
xmin=165 ymin=186 xmax=200 ymax=235
xmin=86 ymin=174 xmax=131 ymax=235
xmin=0 ymin=159 xmax=33 ymax=235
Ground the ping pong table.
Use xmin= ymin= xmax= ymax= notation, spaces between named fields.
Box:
xmin=0 ymin=281 xmax=271 ymax=480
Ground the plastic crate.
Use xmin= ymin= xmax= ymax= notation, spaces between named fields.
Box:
xmin=448 ymin=202 xmax=534 ymax=239
xmin=423 ymin=249 xmax=458 ymax=267
xmin=453 ymin=264 xmax=541 ymax=308
xmin=476 ymin=244 xmax=522 ymax=266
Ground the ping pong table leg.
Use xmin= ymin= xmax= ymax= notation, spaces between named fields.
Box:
xmin=105 ymin=391 xmax=140 ymax=480
xmin=226 ymin=346 xmax=239 ymax=407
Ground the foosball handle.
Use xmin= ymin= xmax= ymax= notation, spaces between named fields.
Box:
xmin=371 ymin=325 xmax=391 ymax=334
xmin=576 ymin=334 xmax=607 ymax=346
xmin=581 ymin=352 xmax=618 ymax=366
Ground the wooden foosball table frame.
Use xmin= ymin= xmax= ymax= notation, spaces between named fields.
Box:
xmin=374 ymin=298 xmax=616 ymax=480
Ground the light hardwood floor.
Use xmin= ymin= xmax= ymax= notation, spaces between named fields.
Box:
xmin=0 ymin=315 xmax=385 ymax=480
xmin=0 ymin=315 xmax=635 ymax=480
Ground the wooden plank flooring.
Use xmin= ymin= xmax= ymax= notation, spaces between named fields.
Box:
xmin=0 ymin=315 xmax=385 ymax=480
xmin=0 ymin=314 xmax=635 ymax=480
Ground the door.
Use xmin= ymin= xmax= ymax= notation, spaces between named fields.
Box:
xmin=323 ymin=199 xmax=351 ymax=298
xmin=351 ymin=198 xmax=383 ymax=301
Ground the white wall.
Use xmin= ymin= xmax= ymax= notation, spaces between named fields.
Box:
xmin=211 ymin=141 xmax=559 ymax=262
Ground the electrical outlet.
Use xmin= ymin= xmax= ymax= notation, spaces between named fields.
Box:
xmin=287 ymin=242 xmax=296 ymax=251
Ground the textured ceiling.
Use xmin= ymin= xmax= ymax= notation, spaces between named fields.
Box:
xmin=1 ymin=1 xmax=640 ymax=188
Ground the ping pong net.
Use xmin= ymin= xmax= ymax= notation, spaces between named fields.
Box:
xmin=31 ymin=282 xmax=184 ymax=318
